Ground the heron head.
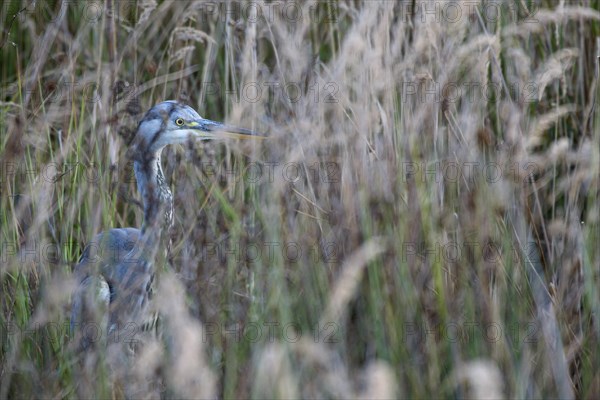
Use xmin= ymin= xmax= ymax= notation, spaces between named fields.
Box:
xmin=134 ymin=100 xmax=264 ymax=155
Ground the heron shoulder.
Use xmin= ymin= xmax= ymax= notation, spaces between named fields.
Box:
xmin=74 ymin=227 xmax=141 ymax=278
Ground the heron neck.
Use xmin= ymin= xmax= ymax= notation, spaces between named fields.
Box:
xmin=133 ymin=151 xmax=174 ymax=233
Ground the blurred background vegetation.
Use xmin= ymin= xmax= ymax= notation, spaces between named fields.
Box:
xmin=0 ymin=0 xmax=599 ymax=398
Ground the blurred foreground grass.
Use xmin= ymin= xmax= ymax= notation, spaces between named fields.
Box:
xmin=1 ymin=1 xmax=599 ymax=398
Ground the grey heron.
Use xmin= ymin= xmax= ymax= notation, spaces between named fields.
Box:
xmin=70 ymin=100 xmax=263 ymax=352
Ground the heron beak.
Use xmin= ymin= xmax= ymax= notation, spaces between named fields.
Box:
xmin=187 ymin=119 xmax=266 ymax=140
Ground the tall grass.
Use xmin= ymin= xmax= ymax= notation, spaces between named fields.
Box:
xmin=1 ymin=0 xmax=599 ymax=398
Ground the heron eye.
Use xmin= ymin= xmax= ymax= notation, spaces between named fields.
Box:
xmin=175 ymin=118 xmax=185 ymax=126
